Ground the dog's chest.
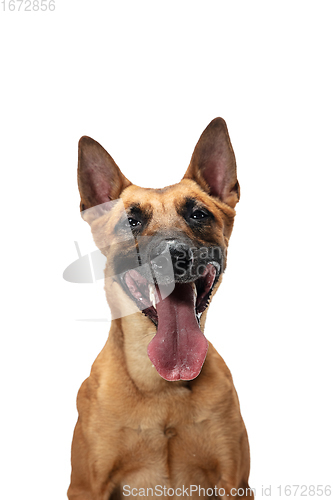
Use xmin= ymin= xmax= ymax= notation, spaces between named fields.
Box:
xmin=107 ymin=392 xmax=222 ymax=497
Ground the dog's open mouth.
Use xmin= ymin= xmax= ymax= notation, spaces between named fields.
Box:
xmin=123 ymin=264 xmax=218 ymax=381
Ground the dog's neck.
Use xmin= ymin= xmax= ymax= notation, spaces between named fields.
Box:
xmin=107 ymin=312 xmax=202 ymax=393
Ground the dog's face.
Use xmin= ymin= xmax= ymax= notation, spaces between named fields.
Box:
xmin=77 ymin=118 xmax=239 ymax=381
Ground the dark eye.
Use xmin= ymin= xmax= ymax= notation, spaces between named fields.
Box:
xmin=190 ymin=209 xmax=209 ymax=220
xmin=127 ymin=217 xmax=141 ymax=228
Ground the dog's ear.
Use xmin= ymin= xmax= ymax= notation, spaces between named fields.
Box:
xmin=78 ymin=136 xmax=131 ymax=221
xmin=183 ymin=118 xmax=240 ymax=207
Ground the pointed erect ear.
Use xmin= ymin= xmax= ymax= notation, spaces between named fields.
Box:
xmin=78 ymin=136 xmax=131 ymax=214
xmin=183 ymin=118 xmax=240 ymax=208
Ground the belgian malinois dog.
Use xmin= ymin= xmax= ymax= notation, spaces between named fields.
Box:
xmin=68 ymin=118 xmax=253 ymax=500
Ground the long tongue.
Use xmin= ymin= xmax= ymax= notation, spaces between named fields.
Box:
xmin=147 ymin=283 xmax=208 ymax=381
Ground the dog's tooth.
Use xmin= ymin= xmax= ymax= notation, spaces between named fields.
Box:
xmin=148 ymin=284 xmax=153 ymax=302
xmin=149 ymin=284 xmax=156 ymax=309
xmin=191 ymin=282 xmax=197 ymax=299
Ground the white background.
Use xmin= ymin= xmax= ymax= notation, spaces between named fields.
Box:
xmin=1 ymin=1 xmax=332 ymax=498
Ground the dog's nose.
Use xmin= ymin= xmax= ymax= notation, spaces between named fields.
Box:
xmin=169 ymin=242 xmax=194 ymax=277
xmin=151 ymin=240 xmax=193 ymax=279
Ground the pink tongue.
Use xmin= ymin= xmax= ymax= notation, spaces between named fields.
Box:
xmin=147 ymin=283 xmax=208 ymax=381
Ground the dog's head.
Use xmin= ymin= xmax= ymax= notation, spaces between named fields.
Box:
xmin=77 ymin=118 xmax=239 ymax=381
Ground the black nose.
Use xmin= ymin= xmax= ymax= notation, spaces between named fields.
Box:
xmin=151 ymin=240 xmax=193 ymax=278
xmin=169 ymin=242 xmax=193 ymax=276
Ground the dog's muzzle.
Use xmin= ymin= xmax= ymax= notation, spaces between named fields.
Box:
xmin=150 ymin=239 xmax=194 ymax=281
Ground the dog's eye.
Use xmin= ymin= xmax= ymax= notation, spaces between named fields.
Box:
xmin=127 ymin=217 xmax=141 ymax=228
xmin=190 ymin=209 xmax=209 ymax=220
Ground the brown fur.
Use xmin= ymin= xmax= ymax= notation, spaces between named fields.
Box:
xmin=68 ymin=118 xmax=253 ymax=500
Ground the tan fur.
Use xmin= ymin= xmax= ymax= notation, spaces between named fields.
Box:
xmin=68 ymin=119 xmax=253 ymax=500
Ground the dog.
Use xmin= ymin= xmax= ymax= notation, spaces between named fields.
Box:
xmin=68 ymin=118 xmax=253 ymax=500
